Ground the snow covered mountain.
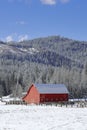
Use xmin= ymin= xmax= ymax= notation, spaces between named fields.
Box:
xmin=0 ymin=35 xmax=87 ymax=70
xmin=0 ymin=42 xmax=39 ymax=55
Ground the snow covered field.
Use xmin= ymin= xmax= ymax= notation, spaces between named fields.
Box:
xmin=0 ymin=104 xmax=87 ymax=130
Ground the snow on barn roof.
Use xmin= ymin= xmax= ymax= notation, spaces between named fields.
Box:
xmin=34 ymin=84 xmax=69 ymax=94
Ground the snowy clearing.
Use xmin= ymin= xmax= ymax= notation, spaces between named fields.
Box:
xmin=0 ymin=105 xmax=87 ymax=130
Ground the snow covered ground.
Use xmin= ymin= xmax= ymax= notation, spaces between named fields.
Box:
xmin=0 ymin=104 xmax=87 ymax=130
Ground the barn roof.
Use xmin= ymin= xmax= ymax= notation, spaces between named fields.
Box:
xmin=34 ymin=84 xmax=69 ymax=94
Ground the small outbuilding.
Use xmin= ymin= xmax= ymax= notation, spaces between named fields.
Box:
xmin=22 ymin=84 xmax=69 ymax=104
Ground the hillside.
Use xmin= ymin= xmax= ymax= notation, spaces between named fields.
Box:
xmin=1 ymin=36 xmax=87 ymax=69
xmin=0 ymin=36 xmax=87 ymax=98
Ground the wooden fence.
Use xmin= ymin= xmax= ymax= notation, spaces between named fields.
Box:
xmin=5 ymin=100 xmax=87 ymax=107
xmin=5 ymin=100 xmax=27 ymax=105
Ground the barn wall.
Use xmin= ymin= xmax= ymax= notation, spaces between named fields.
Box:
xmin=23 ymin=85 xmax=40 ymax=104
xmin=40 ymin=94 xmax=68 ymax=103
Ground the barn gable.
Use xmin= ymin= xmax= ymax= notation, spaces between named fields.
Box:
xmin=22 ymin=84 xmax=40 ymax=104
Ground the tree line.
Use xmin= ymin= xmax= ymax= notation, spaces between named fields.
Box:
xmin=0 ymin=59 xmax=87 ymax=99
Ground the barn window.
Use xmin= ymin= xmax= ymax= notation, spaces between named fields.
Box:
xmin=60 ymin=98 xmax=63 ymax=101
xmin=46 ymin=98 xmax=48 ymax=101
xmin=51 ymin=98 xmax=53 ymax=101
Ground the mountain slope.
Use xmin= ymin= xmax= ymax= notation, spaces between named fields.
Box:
xmin=0 ymin=35 xmax=87 ymax=70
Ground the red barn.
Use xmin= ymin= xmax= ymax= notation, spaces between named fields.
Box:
xmin=22 ymin=84 xmax=69 ymax=104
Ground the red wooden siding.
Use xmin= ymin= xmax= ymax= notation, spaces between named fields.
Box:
xmin=40 ymin=94 xmax=68 ymax=103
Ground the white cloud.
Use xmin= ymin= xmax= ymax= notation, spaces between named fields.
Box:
xmin=16 ymin=21 xmax=26 ymax=25
xmin=5 ymin=36 xmax=13 ymax=42
xmin=8 ymin=0 xmax=70 ymax=5
xmin=41 ymin=0 xmax=56 ymax=5
xmin=60 ymin=0 xmax=70 ymax=4
xmin=4 ymin=33 xmax=29 ymax=42
xmin=40 ymin=0 xmax=70 ymax=5
xmin=18 ymin=34 xmax=29 ymax=42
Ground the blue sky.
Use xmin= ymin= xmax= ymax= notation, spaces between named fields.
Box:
xmin=0 ymin=0 xmax=87 ymax=42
